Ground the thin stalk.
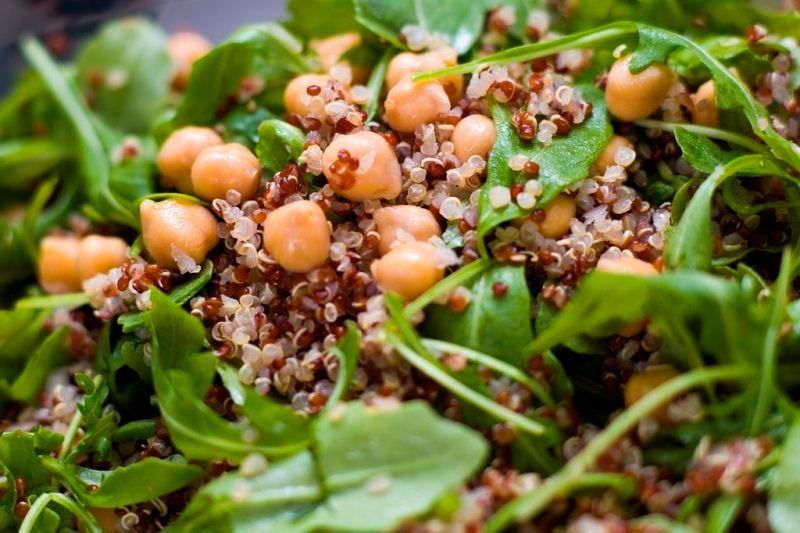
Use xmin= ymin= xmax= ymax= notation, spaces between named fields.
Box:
xmin=58 ymin=408 xmax=83 ymax=461
xmin=388 ymin=335 xmax=545 ymax=435
xmin=414 ymin=22 xmax=637 ymax=81
xmin=19 ymin=493 xmax=102 ymax=533
xmin=365 ymin=48 xmax=392 ymax=121
xmin=634 ymin=120 xmax=769 ymax=155
xmin=422 ymin=338 xmax=555 ymax=407
xmin=404 ymin=258 xmax=490 ymax=317
xmin=486 ymin=365 xmax=748 ymax=532
xmin=750 ymin=249 xmax=792 ymax=434
xmin=16 ymin=292 xmax=90 ymax=310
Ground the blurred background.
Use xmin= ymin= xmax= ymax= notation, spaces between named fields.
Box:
xmin=0 ymin=0 xmax=286 ymax=90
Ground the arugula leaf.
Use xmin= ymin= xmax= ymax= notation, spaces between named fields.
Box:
xmin=478 ymin=85 xmax=611 ymax=238
xmin=45 ymin=456 xmax=202 ymax=508
xmin=326 ymin=321 xmax=361 ymax=408
xmin=423 ymin=264 xmax=533 ymax=366
xmin=172 ymin=401 xmax=487 ymax=531
xmin=669 ymin=36 xmax=771 ymax=86
xmin=284 ymin=0 xmax=360 ymax=39
xmin=526 ymin=271 xmax=765 ymax=366
xmin=8 ymin=327 xmax=69 ymax=404
xmin=255 ymin=119 xmax=306 ymax=174
xmin=665 ymin=155 xmax=784 ymax=271
xmin=769 ymin=416 xmax=800 ymax=533
xmin=0 ymin=138 xmax=68 ymax=191
xmin=674 ymin=127 xmax=740 ymax=174
xmin=364 ymin=48 xmax=392 ymax=121
xmin=354 ymin=0 xmax=485 ymax=54
xmin=222 ymin=106 xmax=275 ymax=148
xmin=705 ymin=494 xmax=743 ymax=533
xmin=76 ymin=18 xmax=171 ymax=133
xmin=148 ymin=288 xmax=308 ymax=461
xmin=19 ymin=38 xmax=138 ymax=227
xmin=0 ymin=431 xmax=53 ymax=487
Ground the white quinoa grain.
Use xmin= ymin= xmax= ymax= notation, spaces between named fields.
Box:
xmin=489 ymin=186 xmax=511 ymax=208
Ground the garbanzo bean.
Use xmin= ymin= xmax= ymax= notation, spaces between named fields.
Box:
xmin=595 ymin=134 xmax=634 ymax=173
xmin=263 ymin=200 xmax=330 ymax=273
xmin=139 ymin=199 xmax=219 ymax=270
xmin=605 ymin=55 xmax=673 ymax=121
xmin=284 ymin=74 xmax=337 ymax=117
xmin=597 ymin=254 xmax=659 ymax=337
xmin=77 ymin=235 xmax=128 ymax=281
xmin=157 ymin=127 xmax=223 ymax=194
xmin=191 ymin=143 xmax=262 ymax=201
xmin=383 ymin=74 xmax=451 ymax=133
xmin=38 ymin=235 xmax=81 ymax=294
xmin=370 ymin=241 xmax=445 ymax=300
xmin=451 ymin=114 xmax=496 ymax=163
xmin=167 ymin=31 xmax=212 ymax=90
xmin=386 ymin=47 xmax=463 ymax=102
xmin=373 ymin=205 xmax=441 ymax=255
xmin=538 ymin=194 xmax=576 ymax=239
xmin=311 ymin=32 xmax=361 ymax=71
xmin=690 ymin=80 xmax=719 ymax=127
xmin=624 ymin=365 xmax=679 ymax=424
xmin=322 ymin=131 xmax=402 ymax=200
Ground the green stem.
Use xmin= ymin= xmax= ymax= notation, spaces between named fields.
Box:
xmin=421 ymin=338 xmax=555 ymax=407
xmin=16 ymin=292 xmax=90 ymax=310
xmin=414 ymin=22 xmax=637 ymax=81
xmin=404 ymin=258 xmax=490 ymax=317
xmin=388 ymin=334 xmax=545 ymax=435
xmin=634 ymin=120 xmax=768 ymax=155
xmin=58 ymin=408 xmax=83 ymax=461
xmin=486 ymin=365 xmax=748 ymax=532
xmin=365 ymin=48 xmax=392 ymax=121
xmin=19 ymin=493 xmax=102 ymax=533
xmin=750 ymin=249 xmax=792 ymax=434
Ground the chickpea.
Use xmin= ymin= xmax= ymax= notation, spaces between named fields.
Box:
xmin=284 ymin=74 xmax=337 ymax=117
xmin=167 ymin=31 xmax=212 ymax=90
xmin=190 ymin=143 xmax=262 ymax=201
xmin=597 ymin=255 xmax=659 ymax=337
xmin=263 ymin=200 xmax=330 ymax=273
xmin=38 ymin=235 xmax=81 ymax=294
xmin=373 ymin=205 xmax=441 ymax=255
xmin=624 ymin=365 xmax=679 ymax=424
xmin=157 ymin=127 xmax=223 ymax=194
xmin=370 ymin=241 xmax=444 ymax=300
xmin=139 ymin=199 xmax=219 ymax=271
xmin=386 ymin=47 xmax=463 ymax=102
xmin=311 ymin=32 xmax=361 ymax=70
xmin=451 ymin=114 xmax=496 ymax=163
xmin=77 ymin=235 xmax=128 ymax=281
xmin=383 ymin=74 xmax=451 ymax=133
xmin=322 ymin=131 xmax=402 ymax=200
xmin=595 ymin=135 xmax=634 ymax=173
xmin=537 ymin=194 xmax=576 ymax=239
xmin=690 ymin=80 xmax=719 ymax=127
xmin=605 ymin=55 xmax=674 ymax=121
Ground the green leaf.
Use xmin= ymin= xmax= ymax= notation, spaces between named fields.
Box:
xmin=0 ymin=139 xmax=68 ymax=191
xmin=284 ymin=0 xmax=360 ymax=39
xmin=222 ymin=106 xmax=276 ymax=148
xmin=665 ymin=155 xmax=784 ymax=271
xmin=19 ymin=38 xmax=138 ymax=227
xmin=118 ymin=260 xmax=213 ymax=333
xmin=148 ymin=289 xmax=307 ymax=461
xmin=0 ymin=431 xmax=52 ymax=487
xmin=674 ymin=127 xmax=740 ymax=174
xmin=769 ymin=416 xmax=800 ymax=533
xmin=478 ymin=85 xmax=611 ymax=238
xmin=704 ymin=494 xmax=742 ymax=533
xmin=326 ymin=322 xmax=361 ymax=408
xmin=354 ymin=0 xmax=485 ymax=54
xmin=9 ymin=327 xmax=69 ymax=404
xmin=255 ymin=119 xmax=306 ymax=174
xmin=46 ymin=456 xmax=202 ymax=508
xmin=423 ymin=264 xmax=533 ymax=366
xmin=172 ymin=401 xmax=488 ymax=531
xmin=526 ymin=270 xmax=765 ymax=366
xmin=76 ymin=18 xmax=171 ymax=133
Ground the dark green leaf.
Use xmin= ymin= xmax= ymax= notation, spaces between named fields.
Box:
xmin=424 ymin=264 xmax=533 ymax=366
xmin=674 ymin=127 xmax=740 ymax=174
xmin=354 ymin=0 xmax=485 ymax=54
xmin=479 ymin=85 xmax=611 ymax=237
xmin=0 ymin=139 xmax=68 ymax=191
xmin=284 ymin=0 xmax=360 ymax=39
xmin=326 ymin=322 xmax=361 ymax=407
xmin=222 ymin=106 xmax=276 ymax=148
xmin=9 ymin=327 xmax=69 ymax=404
xmin=705 ymin=494 xmax=742 ymax=533
xmin=76 ymin=18 xmax=171 ymax=133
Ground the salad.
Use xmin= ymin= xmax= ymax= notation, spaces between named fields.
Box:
xmin=2 ymin=0 xmax=800 ymax=531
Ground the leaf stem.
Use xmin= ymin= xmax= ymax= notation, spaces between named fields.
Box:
xmin=58 ymin=407 xmax=83 ymax=461
xmin=634 ymin=120 xmax=768 ymax=155
xmin=486 ymin=365 xmax=748 ymax=532
xmin=404 ymin=258 xmax=490 ymax=317
xmin=421 ymin=338 xmax=555 ymax=407
xmin=388 ymin=334 xmax=545 ymax=435
xmin=19 ymin=492 xmax=102 ymax=533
